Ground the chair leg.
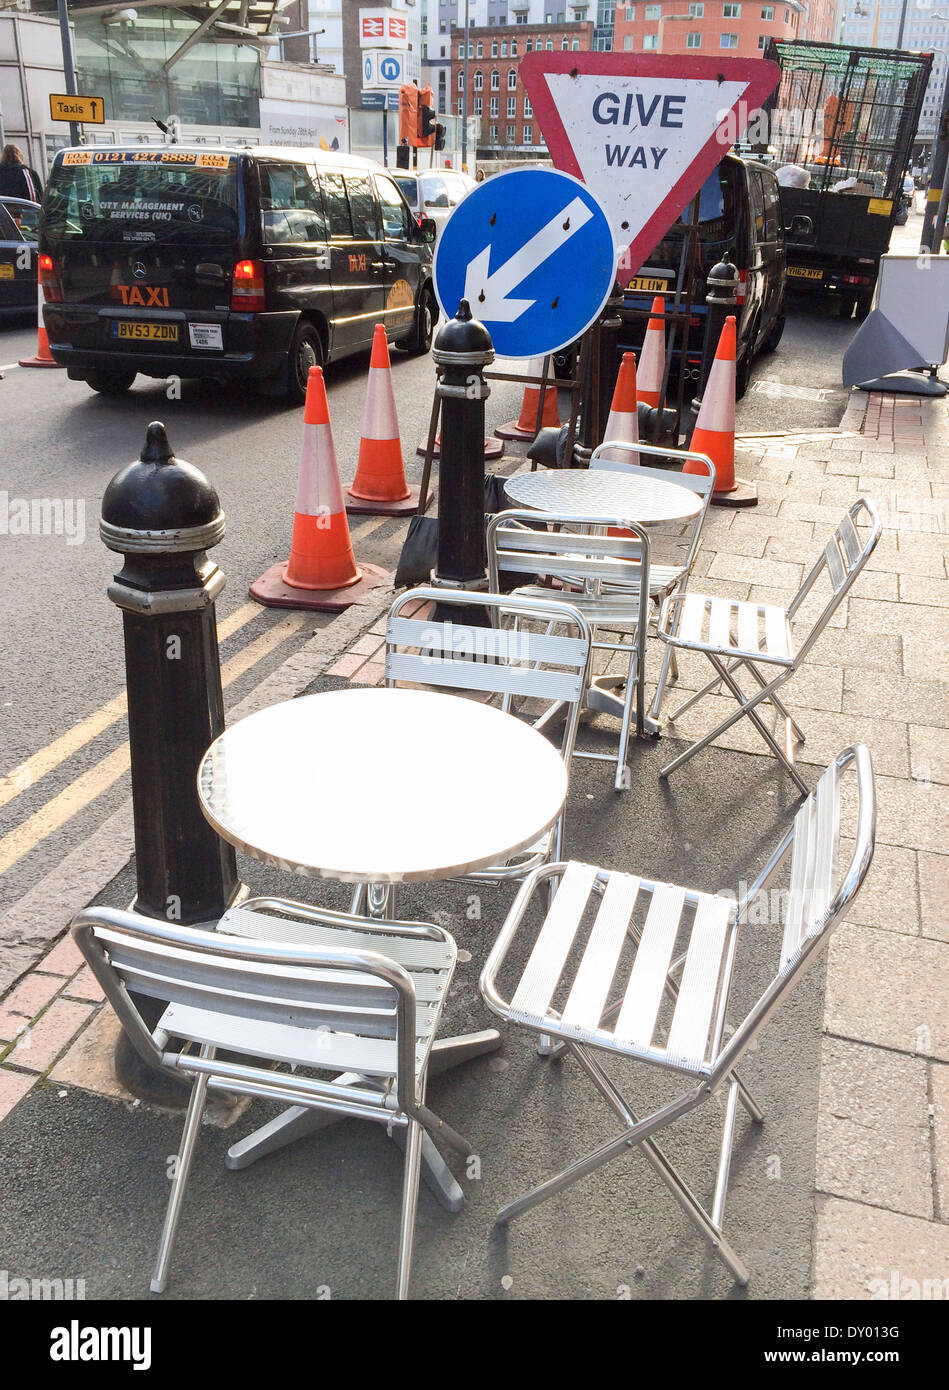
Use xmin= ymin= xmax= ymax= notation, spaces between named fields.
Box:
xmin=150 ymin=1057 xmax=211 ymax=1295
xmin=396 ymin=1118 xmax=424 ymax=1301
xmin=739 ymin=660 xmax=806 ymax=745
xmin=650 ymin=639 xmax=676 ymax=721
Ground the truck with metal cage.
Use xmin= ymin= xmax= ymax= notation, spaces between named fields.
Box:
xmin=762 ymin=39 xmax=932 ymax=318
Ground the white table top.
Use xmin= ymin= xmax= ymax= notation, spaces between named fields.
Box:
xmin=197 ymin=686 xmax=568 ymax=884
xmin=504 ymin=468 xmax=702 ymax=525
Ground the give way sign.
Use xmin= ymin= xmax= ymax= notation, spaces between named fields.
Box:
xmin=519 ymin=52 xmax=780 ymax=282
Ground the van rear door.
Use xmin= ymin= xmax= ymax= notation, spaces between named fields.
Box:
xmin=41 ymin=150 xmax=241 ymax=355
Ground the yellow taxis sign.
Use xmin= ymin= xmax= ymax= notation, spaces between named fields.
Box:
xmin=49 ymin=94 xmax=106 ymax=124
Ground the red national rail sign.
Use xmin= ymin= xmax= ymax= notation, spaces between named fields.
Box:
xmin=519 ymin=53 xmax=780 ymax=282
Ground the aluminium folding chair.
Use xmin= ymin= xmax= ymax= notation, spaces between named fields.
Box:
xmin=72 ymin=898 xmax=471 ymax=1301
xmin=588 ymin=439 xmax=717 ymax=720
xmin=656 ymin=498 xmax=882 ymax=792
xmin=479 ymin=744 xmax=875 ymax=1285
xmin=384 ymin=586 xmax=592 ymax=889
xmin=487 ymin=509 xmax=652 ymax=791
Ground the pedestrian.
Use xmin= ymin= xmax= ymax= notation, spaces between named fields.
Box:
xmin=0 ymin=145 xmax=42 ymax=201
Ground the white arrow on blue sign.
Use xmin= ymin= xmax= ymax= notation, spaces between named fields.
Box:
xmin=432 ymin=167 xmax=616 ymax=359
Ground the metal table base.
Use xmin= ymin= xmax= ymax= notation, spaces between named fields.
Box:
xmin=225 ymin=1030 xmax=502 ymax=1211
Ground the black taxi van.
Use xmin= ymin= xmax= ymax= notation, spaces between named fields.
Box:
xmin=38 ymin=146 xmax=437 ymax=403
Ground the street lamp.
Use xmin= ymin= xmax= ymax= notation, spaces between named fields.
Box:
xmin=56 ymin=0 xmax=83 ymax=146
xmin=461 ymin=0 xmax=470 ymax=173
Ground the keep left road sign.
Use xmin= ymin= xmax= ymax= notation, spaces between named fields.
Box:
xmin=49 ymin=94 xmax=106 ymax=124
xmin=432 ymin=167 xmax=616 ymax=359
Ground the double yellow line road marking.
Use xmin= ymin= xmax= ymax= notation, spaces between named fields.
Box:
xmin=0 ymin=602 xmax=307 ymax=879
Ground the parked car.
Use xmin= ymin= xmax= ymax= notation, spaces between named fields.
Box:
xmin=0 ymin=195 xmax=39 ymax=319
xmin=618 ymin=153 xmax=789 ymax=400
xmin=38 ymin=147 xmax=437 ymax=402
xmin=392 ymin=169 xmax=476 ymax=245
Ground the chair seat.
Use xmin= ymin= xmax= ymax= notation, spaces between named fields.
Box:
xmin=661 ymin=592 xmax=795 ymax=665
xmin=505 ymin=861 xmax=737 ymax=1077
xmin=156 ymin=904 xmax=455 ymax=1080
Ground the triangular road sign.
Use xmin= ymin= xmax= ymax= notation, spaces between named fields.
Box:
xmin=520 ymin=53 xmax=780 ymax=280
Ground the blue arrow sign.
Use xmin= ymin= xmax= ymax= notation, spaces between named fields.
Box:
xmin=432 ymin=167 xmax=616 ymax=358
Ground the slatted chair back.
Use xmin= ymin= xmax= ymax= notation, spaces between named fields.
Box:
xmin=713 ymin=743 xmax=875 ymax=1084
xmin=487 ymin=507 xmax=651 ymax=598
xmin=386 ymin=587 xmax=593 ymax=762
xmin=72 ymin=906 xmax=448 ymax=1113
xmin=787 ymin=499 xmax=881 ymax=663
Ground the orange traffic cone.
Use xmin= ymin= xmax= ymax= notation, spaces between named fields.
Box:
xmin=495 ymin=356 xmax=560 ymax=441
xmin=597 ymin=351 xmax=640 ymax=466
xmin=685 ymin=315 xmax=757 ymax=507
xmin=250 ymin=367 xmax=390 ymax=611
xmin=347 ymin=324 xmax=427 ymax=516
xmin=19 ymin=268 xmax=65 ymax=369
xmin=637 ymin=297 xmax=665 ymax=409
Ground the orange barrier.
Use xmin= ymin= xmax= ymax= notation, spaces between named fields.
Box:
xmin=19 ymin=271 xmax=65 ymax=369
xmin=495 ymin=356 xmax=561 ymax=441
xmin=347 ymin=324 xmax=426 ymax=516
xmin=597 ymin=351 xmax=639 ymax=466
xmin=684 ymin=315 xmax=756 ymax=507
xmin=636 ymin=296 xmax=665 ymax=410
xmin=250 ymin=366 xmax=390 ymax=610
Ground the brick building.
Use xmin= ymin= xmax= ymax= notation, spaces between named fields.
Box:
xmin=450 ymin=19 xmax=594 ymax=159
xmin=612 ymin=0 xmax=803 ymax=60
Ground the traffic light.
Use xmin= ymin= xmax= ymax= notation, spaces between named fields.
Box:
xmin=398 ymin=83 xmax=418 ymax=147
xmin=417 ymin=84 xmax=436 ymax=147
xmin=396 ymin=140 xmax=410 ymax=169
xmin=434 ymin=122 xmax=446 ymax=151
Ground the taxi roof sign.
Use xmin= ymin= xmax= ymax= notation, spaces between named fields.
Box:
xmin=519 ymin=53 xmax=780 ymax=280
xmin=50 ymin=94 xmax=106 ymax=124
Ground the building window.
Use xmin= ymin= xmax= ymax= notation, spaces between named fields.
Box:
xmin=508 ymin=67 xmax=517 ymax=88
xmin=624 ymin=34 xmax=634 ymax=48
xmin=474 ymin=96 xmax=483 ymax=115
xmin=470 ymin=42 xmax=476 ymax=57
xmin=512 ymin=40 xmax=518 ymax=53
xmin=572 ymin=37 xmax=580 ymax=46
xmin=523 ymin=124 xmax=533 ymax=144
xmin=720 ymin=31 xmax=739 ymax=45
xmin=474 ymin=70 xmax=483 ymax=89
xmin=524 ymin=96 xmax=533 ymax=116
xmin=643 ymin=33 xmax=658 ymax=47
xmin=645 ymin=3 xmax=660 ymax=17
xmin=490 ymin=95 xmax=499 ymax=116
xmin=489 ymin=124 xmax=499 ymax=141
xmin=457 ymin=97 xmax=464 ymax=115
xmin=784 ymin=6 xmax=789 ymax=17
xmin=508 ymin=95 xmax=517 ymax=115
xmin=687 ymin=30 xmax=702 ymax=45
xmin=506 ymin=124 xmax=516 ymax=143
xmin=458 ymin=71 xmax=464 ymax=89
xmin=491 ymin=68 xmax=500 ymax=89
xmin=546 ymin=36 xmax=554 ymax=47
xmin=526 ymin=38 xmax=533 ymax=50
xmin=761 ymin=4 xmax=774 ymax=16
xmin=758 ymin=33 xmax=768 ymax=46
xmin=688 ymin=1 xmax=703 ymax=13
xmin=492 ymin=39 xmax=499 ymax=55
xmin=516 ymin=10 xmax=528 ymax=21
xmin=625 ymin=5 xmax=635 ymax=17
xmin=477 ymin=40 xmax=484 ymax=56
xmin=723 ymin=3 xmax=741 ymax=15
xmin=501 ymin=41 xmax=508 ymax=55
xmin=457 ymin=42 xmax=464 ymax=57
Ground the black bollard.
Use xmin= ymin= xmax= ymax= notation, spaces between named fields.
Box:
xmin=431 ymin=299 xmax=494 ymax=621
xmin=690 ymin=253 xmax=740 ymax=426
xmin=100 ymin=421 xmax=242 ymax=1104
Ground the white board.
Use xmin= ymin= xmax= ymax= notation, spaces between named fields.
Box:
xmin=876 ymin=254 xmax=949 ymax=367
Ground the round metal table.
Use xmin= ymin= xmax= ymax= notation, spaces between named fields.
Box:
xmin=198 ymin=686 xmax=568 ymax=889
xmin=504 ymin=467 xmax=702 ymax=525
xmin=198 ymin=685 xmax=569 ymax=1202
